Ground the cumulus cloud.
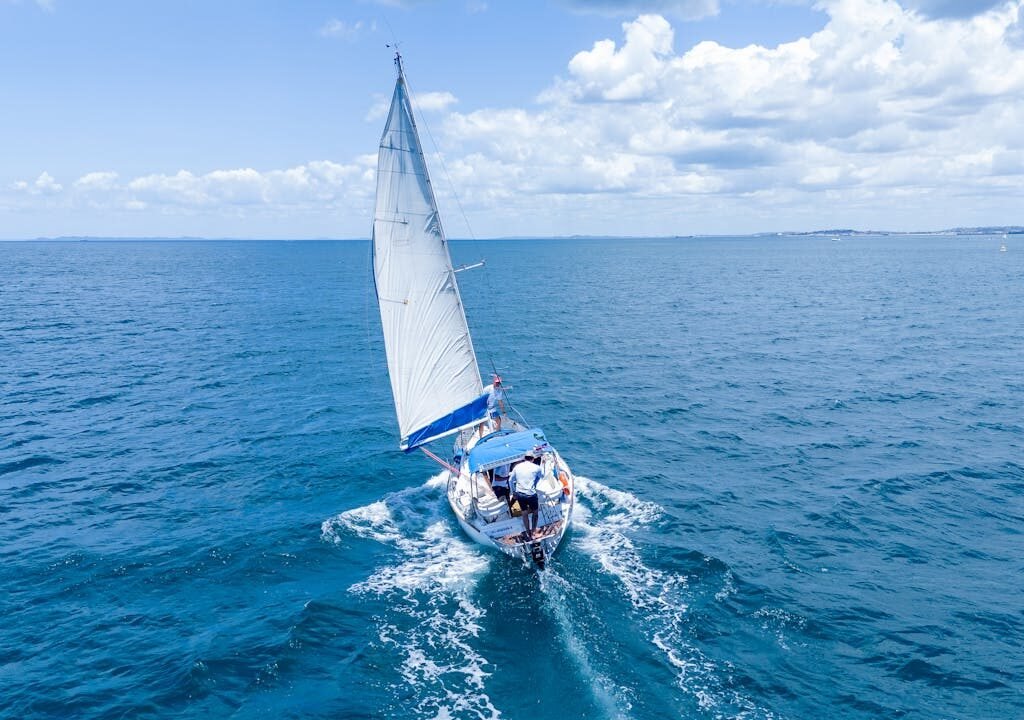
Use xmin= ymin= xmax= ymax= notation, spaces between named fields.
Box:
xmin=123 ymin=161 xmax=371 ymax=209
xmin=11 ymin=171 xmax=63 ymax=195
xmin=437 ymin=0 xmax=1024 ymax=231
xmin=4 ymin=161 xmax=374 ymax=221
xmin=7 ymin=0 xmax=1024 ymax=236
xmin=567 ymin=14 xmax=675 ymax=100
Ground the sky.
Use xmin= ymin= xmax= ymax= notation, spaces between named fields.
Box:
xmin=2 ymin=0 xmax=1022 ymax=239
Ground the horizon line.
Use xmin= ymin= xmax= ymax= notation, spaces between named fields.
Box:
xmin=2 ymin=227 xmax=1022 ymax=243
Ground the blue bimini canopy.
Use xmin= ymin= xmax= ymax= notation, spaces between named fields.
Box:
xmin=468 ymin=428 xmax=548 ymax=473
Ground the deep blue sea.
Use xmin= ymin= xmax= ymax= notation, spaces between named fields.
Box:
xmin=2 ymin=235 xmax=1022 ymax=719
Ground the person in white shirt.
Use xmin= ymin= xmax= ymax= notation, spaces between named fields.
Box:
xmin=491 ymin=462 xmax=511 ymax=506
xmin=478 ymin=375 xmax=506 ymax=437
xmin=511 ymin=455 xmax=542 ymax=538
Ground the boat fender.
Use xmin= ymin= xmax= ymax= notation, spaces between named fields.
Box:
xmin=558 ymin=470 xmax=570 ymax=496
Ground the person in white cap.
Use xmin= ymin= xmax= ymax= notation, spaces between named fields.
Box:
xmin=478 ymin=375 xmax=506 ymax=437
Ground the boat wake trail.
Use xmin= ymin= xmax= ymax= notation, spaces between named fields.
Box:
xmin=321 ymin=474 xmax=500 ymax=719
xmin=573 ymin=476 xmax=778 ymax=719
xmin=538 ymin=569 xmax=635 ymax=719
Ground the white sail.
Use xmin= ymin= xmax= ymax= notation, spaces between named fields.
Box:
xmin=373 ymin=62 xmax=485 ymax=450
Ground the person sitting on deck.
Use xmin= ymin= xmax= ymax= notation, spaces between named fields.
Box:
xmin=510 ymin=455 xmax=542 ymax=539
xmin=491 ymin=462 xmax=511 ymax=506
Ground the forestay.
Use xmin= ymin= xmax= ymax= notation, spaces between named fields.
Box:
xmin=372 ymin=65 xmax=486 ymax=450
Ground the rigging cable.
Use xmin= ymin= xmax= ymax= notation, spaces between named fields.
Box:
xmin=404 ymin=67 xmax=527 ymax=425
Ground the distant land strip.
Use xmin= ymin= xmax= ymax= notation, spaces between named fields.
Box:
xmin=10 ymin=227 xmax=1024 ymax=242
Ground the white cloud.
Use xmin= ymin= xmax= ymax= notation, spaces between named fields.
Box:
xmin=318 ymin=18 xmax=374 ymax=39
xmin=122 ymin=161 xmax=370 ymax=209
xmin=412 ymin=91 xmax=459 ymax=111
xmin=74 ymin=171 xmax=119 ymax=191
xmin=365 ymin=96 xmax=391 ymax=122
xmin=457 ymin=0 xmax=1024 ymax=231
xmin=6 ymin=0 xmax=1024 ymax=237
xmin=11 ymin=171 xmax=63 ymax=195
xmin=3 ymin=161 xmax=373 ymax=222
xmin=568 ymin=14 xmax=676 ymax=101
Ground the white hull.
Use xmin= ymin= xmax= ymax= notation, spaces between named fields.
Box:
xmin=444 ymin=422 xmax=574 ymax=568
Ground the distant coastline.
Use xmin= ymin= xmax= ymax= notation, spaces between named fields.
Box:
xmin=6 ymin=226 xmax=1022 ymax=242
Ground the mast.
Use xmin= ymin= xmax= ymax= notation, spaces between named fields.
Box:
xmin=372 ymin=54 xmax=487 ymax=451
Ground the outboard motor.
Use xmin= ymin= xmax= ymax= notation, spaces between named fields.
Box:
xmin=530 ymin=542 xmax=546 ymax=570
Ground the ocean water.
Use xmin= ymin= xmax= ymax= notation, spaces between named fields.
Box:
xmin=2 ymin=235 xmax=1022 ymax=719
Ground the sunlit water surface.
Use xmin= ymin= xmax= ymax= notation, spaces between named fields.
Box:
xmin=2 ymin=236 xmax=1022 ymax=719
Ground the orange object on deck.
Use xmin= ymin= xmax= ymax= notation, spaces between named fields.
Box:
xmin=558 ymin=470 xmax=570 ymax=495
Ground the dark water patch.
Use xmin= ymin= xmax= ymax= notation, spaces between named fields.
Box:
xmin=951 ymin=609 xmax=1024 ymax=640
xmin=971 ymin=420 xmax=1024 ymax=434
xmin=6 ymin=473 xmax=91 ymax=501
xmin=895 ymin=657 xmax=1007 ymax=690
xmin=809 ymin=441 xmax=842 ymax=450
xmin=769 ymin=412 xmax=812 ymax=427
xmin=836 ymin=693 xmax=909 ymax=717
xmin=886 ymin=439 xmax=921 ymax=448
xmin=5 ymin=321 xmax=78 ymax=331
xmin=950 ymin=466 xmax=999 ymax=480
xmin=101 ymin=480 xmax=146 ymax=495
xmin=3 ymin=432 xmax=52 ymax=450
xmin=0 ymin=454 xmax=63 ymax=476
xmin=68 ymin=393 xmax=121 ymax=409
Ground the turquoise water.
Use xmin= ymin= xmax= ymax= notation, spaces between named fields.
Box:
xmin=2 ymin=236 xmax=1022 ymax=719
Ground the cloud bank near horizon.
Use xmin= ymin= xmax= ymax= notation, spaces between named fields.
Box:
xmin=5 ymin=0 xmax=1023 ymax=237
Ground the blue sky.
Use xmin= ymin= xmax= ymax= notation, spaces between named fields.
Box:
xmin=2 ymin=0 xmax=1022 ymax=238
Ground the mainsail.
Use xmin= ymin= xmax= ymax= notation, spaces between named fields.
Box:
xmin=372 ymin=58 xmax=486 ymax=451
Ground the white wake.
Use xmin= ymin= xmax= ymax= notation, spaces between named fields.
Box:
xmin=321 ymin=473 xmax=500 ymax=719
xmin=573 ymin=476 xmax=779 ymax=719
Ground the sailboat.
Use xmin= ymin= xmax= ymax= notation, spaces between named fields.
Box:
xmin=1000 ymin=234 xmax=1008 ymax=252
xmin=371 ymin=53 xmax=575 ymax=569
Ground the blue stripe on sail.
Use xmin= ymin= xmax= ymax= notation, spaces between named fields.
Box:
xmin=402 ymin=392 xmax=490 ymax=451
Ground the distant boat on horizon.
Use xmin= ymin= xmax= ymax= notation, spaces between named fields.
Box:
xmin=1001 ymin=233 xmax=1008 ymax=252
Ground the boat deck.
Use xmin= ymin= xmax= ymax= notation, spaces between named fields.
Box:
xmin=493 ymin=520 xmax=564 ymax=547
xmin=448 ymin=419 xmax=574 ymax=553
xmin=459 ymin=480 xmax=568 ymax=547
